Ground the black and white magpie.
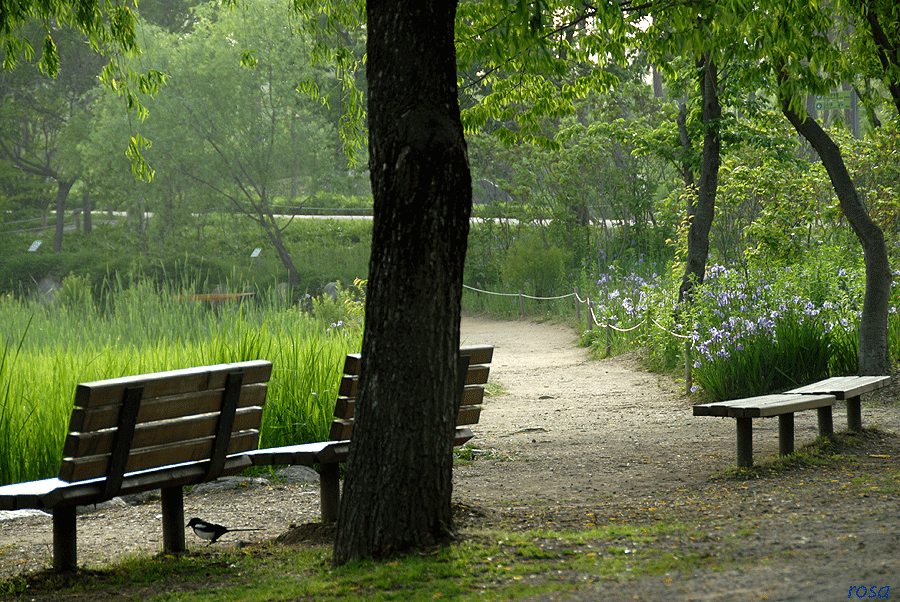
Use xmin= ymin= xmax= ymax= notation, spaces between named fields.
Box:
xmin=186 ymin=517 xmax=262 ymax=545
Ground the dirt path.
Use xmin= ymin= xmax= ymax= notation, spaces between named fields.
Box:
xmin=2 ymin=315 xmax=899 ymax=601
xmin=455 ymin=314 xmax=838 ymax=504
xmin=455 ymin=315 xmax=900 ymax=601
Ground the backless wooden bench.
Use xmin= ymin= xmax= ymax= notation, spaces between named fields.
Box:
xmin=693 ymin=393 xmax=836 ymax=467
xmin=786 ymin=375 xmax=892 ymax=431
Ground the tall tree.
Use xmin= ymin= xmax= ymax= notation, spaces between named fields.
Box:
xmin=844 ymin=0 xmax=900 ymax=118
xmin=0 ymin=25 xmax=103 ymax=251
xmin=677 ymin=52 xmax=722 ymax=304
xmin=752 ymin=0 xmax=893 ymax=374
xmin=130 ymin=2 xmax=342 ymax=285
xmin=778 ymin=72 xmax=892 ymax=374
xmin=333 ymin=0 xmax=472 ymax=564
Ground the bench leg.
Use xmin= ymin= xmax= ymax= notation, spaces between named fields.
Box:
xmin=52 ymin=506 xmax=77 ymax=571
xmin=736 ymin=417 xmax=753 ymax=468
xmin=778 ymin=413 xmax=794 ymax=456
xmin=817 ymin=406 xmax=834 ymax=437
xmin=846 ymin=396 xmax=862 ymax=431
xmin=161 ymin=485 xmax=186 ymax=553
xmin=319 ymin=463 xmax=340 ymax=524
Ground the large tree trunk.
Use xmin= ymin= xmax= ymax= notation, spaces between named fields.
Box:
xmin=258 ymin=211 xmax=301 ymax=286
xmin=678 ymin=54 xmax=720 ymax=304
xmin=82 ymin=187 xmax=92 ymax=234
xmin=780 ymin=86 xmax=892 ymax=375
xmin=676 ymin=99 xmax=695 ymax=190
xmin=333 ymin=0 xmax=472 ymax=564
xmin=53 ymin=179 xmax=75 ymax=253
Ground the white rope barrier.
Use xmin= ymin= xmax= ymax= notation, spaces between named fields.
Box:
xmin=520 ymin=292 xmax=575 ymax=301
xmin=462 ymin=285 xmax=521 ymax=297
xmin=652 ymin=317 xmax=692 ymax=339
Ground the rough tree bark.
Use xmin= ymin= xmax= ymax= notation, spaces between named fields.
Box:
xmin=676 ymin=99 xmax=695 ymax=191
xmin=333 ymin=0 xmax=472 ymax=564
xmin=779 ymin=70 xmax=892 ymax=375
xmin=53 ymin=179 xmax=75 ymax=252
xmin=82 ymin=187 xmax=92 ymax=234
xmin=678 ymin=53 xmax=720 ymax=304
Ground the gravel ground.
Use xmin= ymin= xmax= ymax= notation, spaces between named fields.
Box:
xmin=1 ymin=314 xmax=898 ymax=601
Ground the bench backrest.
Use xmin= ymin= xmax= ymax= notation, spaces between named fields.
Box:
xmin=329 ymin=346 xmax=493 ymax=443
xmin=60 ymin=360 xmax=272 ymax=496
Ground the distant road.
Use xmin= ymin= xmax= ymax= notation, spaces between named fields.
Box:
xmin=4 ymin=210 xmax=535 ymax=235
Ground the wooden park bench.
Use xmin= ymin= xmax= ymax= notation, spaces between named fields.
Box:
xmin=0 ymin=360 xmax=273 ymax=571
xmin=786 ymin=375 xmax=892 ymax=431
xmin=245 ymin=345 xmax=493 ymax=523
xmin=694 ymin=374 xmax=892 ymax=468
xmin=693 ymin=393 xmax=836 ymax=468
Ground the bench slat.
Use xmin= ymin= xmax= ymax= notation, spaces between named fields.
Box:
xmin=327 ymin=403 xmax=480 ymax=441
xmin=43 ymin=455 xmax=254 ymax=510
xmin=457 ymin=405 xmax=482 ymax=426
xmin=338 ymin=364 xmax=490 ymax=397
xmin=63 ymin=407 xmax=264 ymax=458
xmin=244 ymin=441 xmax=333 ymax=466
xmin=338 ymin=375 xmax=357 ymax=397
xmin=68 ymin=384 xmax=268 ymax=433
xmin=332 ymin=385 xmax=484 ymax=422
xmin=293 ymin=426 xmax=475 ymax=467
xmin=58 ymin=431 xmax=260 ymax=483
xmin=786 ymin=375 xmax=891 ymax=399
xmin=72 ymin=360 xmax=273 ymax=410
xmin=329 ymin=419 xmax=353 ymax=441
xmin=461 ymin=385 xmax=485 ymax=407
xmin=465 ymin=365 xmax=490 ymax=385
xmin=341 ymin=346 xmax=494 ymax=377
xmin=693 ymin=393 xmax=835 ymax=418
xmin=1 ymin=453 xmax=255 ymax=511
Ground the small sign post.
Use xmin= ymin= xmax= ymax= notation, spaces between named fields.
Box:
xmin=815 ymin=90 xmax=853 ymax=111
xmin=27 ymin=240 xmax=43 ymax=252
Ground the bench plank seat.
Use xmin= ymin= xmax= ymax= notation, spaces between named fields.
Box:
xmin=245 ymin=345 xmax=493 ymax=523
xmin=785 ymin=375 xmax=891 ymax=399
xmin=0 ymin=360 xmax=272 ymax=571
xmin=693 ymin=393 xmax=836 ymax=418
xmin=786 ymin=375 xmax=891 ymax=430
xmin=694 ymin=393 xmax=836 ymax=468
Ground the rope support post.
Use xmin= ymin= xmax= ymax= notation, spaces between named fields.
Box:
xmin=684 ymin=339 xmax=692 ymax=395
xmin=575 ymin=287 xmax=581 ymax=324
xmin=605 ymin=322 xmax=612 ymax=358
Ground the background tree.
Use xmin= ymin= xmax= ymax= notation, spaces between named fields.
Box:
xmin=843 ymin=0 xmax=900 ymax=118
xmin=752 ymin=0 xmax=892 ymax=374
xmin=123 ymin=1 xmax=352 ymax=284
xmin=0 ymin=24 xmax=103 ymax=251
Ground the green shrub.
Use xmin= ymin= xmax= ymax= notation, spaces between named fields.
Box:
xmin=501 ymin=231 xmax=570 ymax=297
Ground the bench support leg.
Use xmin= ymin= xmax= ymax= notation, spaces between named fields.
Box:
xmin=52 ymin=506 xmax=77 ymax=571
xmin=736 ymin=417 xmax=753 ymax=468
xmin=778 ymin=413 xmax=794 ymax=456
xmin=817 ymin=406 xmax=834 ymax=437
xmin=847 ymin=396 xmax=862 ymax=431
xmin=161 ymin=486 xmax=186 ymax=553
xmin=320 ymin=463 xmax=340 ymax=524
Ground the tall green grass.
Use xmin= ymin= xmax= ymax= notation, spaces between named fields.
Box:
xmin=0 ymin=275 xmax=362 ymax=486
